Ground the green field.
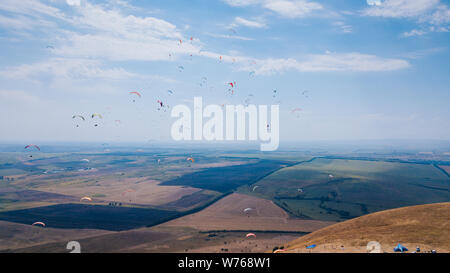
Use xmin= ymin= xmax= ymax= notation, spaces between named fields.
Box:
xmin=238 ymin=158 xmax=450 ymax=221
xmin=160 ymin=160 xmax=290 ymax=193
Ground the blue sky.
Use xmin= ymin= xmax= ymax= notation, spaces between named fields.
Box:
xmin=0 ymin=0 xmax=449 ymax=144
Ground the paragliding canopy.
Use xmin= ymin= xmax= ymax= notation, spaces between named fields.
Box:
xmin=91 ymin=113 xmax=103 ymax=119
xmin=25 ymin=144 xmax=40 ymax=151
xmin=72 ymin=115 xmax=85 ymax=121
xmin=186 ymin=157 xmax=195 ymax=163
xmin=393 ymin=244 xmax=408 ymax=252
xmin=306 ymin=244 xmax=316 ymax=249
xmin=129 ymin=91 xmax=141 ymax=98
xmin=243 ymin=208 xmax=253 ymax=213
xmin=80 ymin=197 xmax=92 ymax=202
xmin=246 ymin=233 xmax=256 ymax=238
xmin=32 ymin=222 xmax=45 ymax=227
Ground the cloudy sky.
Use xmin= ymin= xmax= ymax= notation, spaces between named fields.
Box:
xmin=0 ymin=0 xmax=449 ymax=144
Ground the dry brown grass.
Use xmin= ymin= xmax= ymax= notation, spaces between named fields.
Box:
xmin=284 ymin=202 xmax=450 ymax=253
xmin=0 ymin=220 xmax=112 ymax=251
xmin=161 ymin=193 xmax=334 ymax=232
xmin=38 ymin=177 xmax=201 ymax=206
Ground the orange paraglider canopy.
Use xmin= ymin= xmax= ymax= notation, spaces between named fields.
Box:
xmin=186 ymin=157 xmax=195 ymax=163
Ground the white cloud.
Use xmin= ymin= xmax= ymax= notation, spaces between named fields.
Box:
xmin=223 ymin=0 xmax=323 ymax=18
xmin=333 ymin=21 xmax=352 ymax=33
xmin=66 ymin=0 xmax=81 ymax=6
xmin=223 ymin=0 xmax=262 ymax=6
xmin=0 ymin=0 xmax=412 ymax=79
xmin=233 ymin=17 xmax=266 ymax=28
xmin=264 ymin=0 xmax=322 ymax=18
xmin=0 ymin=0 xmax=66 ymax=20
xmin=367 ymin=0 xmax=381 ymax=6
xmin=422 ymin=4 xmax=450 ymax=25
xmin=206 ymin=32 xmax=254 ymax=41
xmin=57 ymin=3 xmax=203 ymax=61
xmin=0 ymin=1 xmax=201 ymax=61
xmin=363 ymin=0 xmax=439 ymax=18
xmin=0 ymin=14 xmax=54 ymax=30
xmin=74 ymin=3 xmax=181 ymax=40
xmin=55 ymin=33 xmax=196 ymax=61
xmin=402 ymin=29 xmax=426 ymax=37
xmin=363 ymin=0 xmax=450 ymax=37
xmin=428 ymin=25 xmax=450 ymax=32
xmin=0 ymin=58 xmax=136 ymax=80
xmin=239 ymin=52 xmax=409 ymax=75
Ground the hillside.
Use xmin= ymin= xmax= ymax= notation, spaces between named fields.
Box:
xmin=282 ymin=202 xmax=450 ymax=253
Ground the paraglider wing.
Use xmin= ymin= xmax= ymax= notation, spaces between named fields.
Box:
xmin=72 ymin=115 xmax=85 ymax=121
xmin=32 ymin=221 xmax=45 ymax=227
xmin=25 ymin=144 xmax=40 ymax=151
xmin=243 ymin=208 xmax=253 ymax=213
xmin=129 ymin=91 xmax=142 ymax=98
xmin=393 ymin=243 xmax=408 ymax=252
xmin=246 ymin=233 xmax=256 ymax=238
xmin=80 ymin=197 xmax=92 ymax=202
xmin=186 ymin=157 xmax=195 ymax=163
xmin=91 ymin=113 xmax=103 ymax=119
